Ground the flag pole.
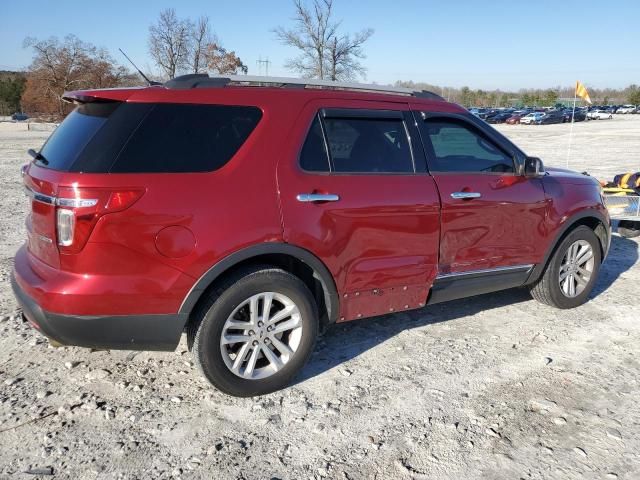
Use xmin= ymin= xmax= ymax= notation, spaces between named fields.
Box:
xmin=566 ymin=83 xmax=578 ymax=169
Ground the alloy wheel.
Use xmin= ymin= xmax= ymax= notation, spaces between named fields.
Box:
xmin=558 ymin=240 xmax=595 ymax=298
xmin=220 ymin=292 xmax=303 ymax=380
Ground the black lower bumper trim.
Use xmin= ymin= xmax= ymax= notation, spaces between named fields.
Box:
xmin=11 ymin=273 xmax=187 ymax=351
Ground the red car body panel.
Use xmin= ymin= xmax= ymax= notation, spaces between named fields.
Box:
xmin=432 ymin=173 xmax=548 ymax=273
xmin=11 ymin=84 xmax=610 ymax=351
xmin=277 ymin=98 xmax=443 ymax=321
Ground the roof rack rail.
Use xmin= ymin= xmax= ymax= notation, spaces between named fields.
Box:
xmin=163 ymin=74 xmax=444 ymax=100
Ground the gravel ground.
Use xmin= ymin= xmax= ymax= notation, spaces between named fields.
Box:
xmin=0 ymin=118 xmax=639 ymax=480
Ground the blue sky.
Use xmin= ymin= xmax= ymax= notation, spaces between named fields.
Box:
xmin=2 ymin=0 xmax=639 ymax=90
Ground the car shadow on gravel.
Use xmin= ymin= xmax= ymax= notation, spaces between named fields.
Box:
xmin=294 ymin=234 xmax=638 ymax=385
xmin=295 ymin=287 xmax=533 ymax=385
xmin=591 ymin=232 xmax=639 ymax=297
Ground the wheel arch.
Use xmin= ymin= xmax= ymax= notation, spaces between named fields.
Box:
xmin=180 ymin=243 xmax=340 ymax=331
xmin=526 ymin=209 xmax=610 ymax=285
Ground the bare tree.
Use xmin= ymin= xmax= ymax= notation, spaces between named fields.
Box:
xmin=148 ymin=9 xmax=192 ymax=79
xmin=190 ymin=16 xmax=212 ymax=73
xmin=149 ymin=10 xmax=247 ymax=78
xmin=328 ymin=29 xmax=373 ymax=81
xmin=22 ymin=35 xmax=132 ymax=117
xmin=274 ymin=0 xmax=373 ymax=81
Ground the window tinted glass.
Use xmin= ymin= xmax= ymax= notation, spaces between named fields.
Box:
xmin=39 ymin=102 xmax=120 ymax=171
xmin=422 ymin=119 xmax=514 ymax=173
xmin=71 ymin=103 xmax=153 ymax=173
xmin=300 ymin=116 xmax=330 ymax=172
xmin=110 ymin=104 xmax=262 ymax=173
xmin=323 ymin=117 xmax=413 ymax=173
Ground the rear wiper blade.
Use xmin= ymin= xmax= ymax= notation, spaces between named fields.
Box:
xmin=27 ymin=148 xmax=48 ymax=165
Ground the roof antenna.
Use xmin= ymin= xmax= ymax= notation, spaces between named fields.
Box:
xmin=118 ymin=48 xmax=161 ymax=86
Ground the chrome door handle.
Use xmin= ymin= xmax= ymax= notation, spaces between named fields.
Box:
xmin=451 ymin=191 xmax=481 ymax=199
xmin=296 ymin=193 xmax=340 ymax=203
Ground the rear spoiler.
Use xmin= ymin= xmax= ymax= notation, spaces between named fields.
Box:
xmin=62 ymin=87 xmax=152 ymax=104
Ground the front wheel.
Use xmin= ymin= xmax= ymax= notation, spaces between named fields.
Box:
xmin=529 ymin=226 xmax=602 ymax=309
xmin=189 ymin=267 xmax=318 ymax=397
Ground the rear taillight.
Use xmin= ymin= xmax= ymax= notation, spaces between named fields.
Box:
xmin=55 ymin=186 xmax=144 ymax=253
xmin=56 ymin=209 xmax=75 ymax=246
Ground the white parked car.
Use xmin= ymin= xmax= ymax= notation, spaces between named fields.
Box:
xmin=587 ymin=110 xmax=613 ymax=120
xmin=617 ymin=105 xmax=637 ymax=114
xmin=520 ymin=112 xmax=545 ymax=124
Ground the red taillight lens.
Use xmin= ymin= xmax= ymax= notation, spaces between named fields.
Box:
xmin=56 ymin=187 xmax=144 ymax=253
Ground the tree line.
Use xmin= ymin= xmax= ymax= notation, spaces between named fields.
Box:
xmin=2 ymin=0 xmax=639 ymax=118
xmin=397 ymin=81 xmax=640 ymax=107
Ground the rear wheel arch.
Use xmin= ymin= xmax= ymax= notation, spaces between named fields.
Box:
xmin=526 ymin=210 xmax=609 ymax=285
xmin=180 ymin=243 xmax=339 ymax=333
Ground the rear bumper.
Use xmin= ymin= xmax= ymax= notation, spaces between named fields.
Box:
xmin=11 ymin=270 xmax=187 ymax=351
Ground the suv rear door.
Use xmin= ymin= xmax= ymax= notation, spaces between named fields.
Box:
xmin=413 ymin=109 xmax=548 ymax=276
xmin=278 ymin=99 xmax=440 ymax=321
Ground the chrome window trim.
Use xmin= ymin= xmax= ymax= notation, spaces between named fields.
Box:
xmin=436 ymin=264 xmax=534 ymax=280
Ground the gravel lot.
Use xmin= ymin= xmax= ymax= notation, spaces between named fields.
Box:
xmin=0 ymin=117 xmax=639 ymax=480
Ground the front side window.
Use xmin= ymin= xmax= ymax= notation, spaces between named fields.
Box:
xmin=420 ymin=118 xmax=514 ymax=173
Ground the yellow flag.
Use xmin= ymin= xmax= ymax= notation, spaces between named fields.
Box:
xmin=575 ymin=81 xmax=592 ymax=104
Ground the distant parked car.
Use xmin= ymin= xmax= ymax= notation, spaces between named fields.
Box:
xmin=505 ymin=114 xmax=524 ymax=124
xmin=486 ymin=112 xmax=513 ymax=124
xmin=587 ymin=110 xmax=613 ymax=120
xmin=520 ymin=112 xmax=545 ymax=124
xmin=11 ymin=113 xmax=28 ymax=121
xmin=538 ymin=111 xmax=564 ymax=124
xmin=478 ymin=109 xmax=499 ymax=120
xmin=617 ymin=105 xmax=637 ymax=114
xmin=562 ymin=110 xmax=587 ymax=122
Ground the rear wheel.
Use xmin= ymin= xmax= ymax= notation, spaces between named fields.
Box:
xmin=529 ymin=226 xmax=602 ymax=308
xmin=189 ymin=267 xmax=318 ymax=397
xmin=619 ymin=220 xmax=640 ymax=238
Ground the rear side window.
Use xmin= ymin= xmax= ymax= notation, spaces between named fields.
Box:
xmin=420 ymin=119 xmax=514 ymax=173
xmin=39 ymin=103 xmax=120 ymax=171
xmin=111 ymin=104 xmax=262 ymax=173
xmin=299 ymin=116 xmax=330 ymax=172
xmin=38 ymin=103 xmax=261 ymax=173
xmin=324 ymin=117 xmax=413 ymax=173
xmin=299 ymin=112 xmax=414 ymax=174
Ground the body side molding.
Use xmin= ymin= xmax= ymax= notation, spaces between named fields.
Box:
xmin=428 ymin=264 xmax=534 ymax=305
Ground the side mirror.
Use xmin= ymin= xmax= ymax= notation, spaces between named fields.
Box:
xmin=27 ymin=148 xmax=38 ymax=159
xmin=524 ymin=156 xmax=545 ymax=177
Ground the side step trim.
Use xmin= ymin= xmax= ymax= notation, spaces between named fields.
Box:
xmin=435 ymin=264 xmax=534 ymax=280
xmin=428 ymin=264 xmax=534 ymax=305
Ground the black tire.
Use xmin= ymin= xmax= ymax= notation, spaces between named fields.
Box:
xmin=529 ymin=226 xmax=602 ymax=309
xmin=619 ymin=220 xmax=640 ymax=238
xmin=188 ymin=266 xmax=318 ymax=397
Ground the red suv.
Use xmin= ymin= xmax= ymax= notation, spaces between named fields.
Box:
xmin=12 ymin=74 xmax=610 ymax=396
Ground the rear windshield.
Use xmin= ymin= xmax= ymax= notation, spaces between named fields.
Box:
xmin=39 ymin=103 xmax=119 ymax=171
xmin=37 ymin=102 xmax=262 ymax=173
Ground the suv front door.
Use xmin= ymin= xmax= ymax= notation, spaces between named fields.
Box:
xmin=278 ymin=100 xmax=441 ymax=322
xmin=414 ymin=110 xmax=548 ymax=276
